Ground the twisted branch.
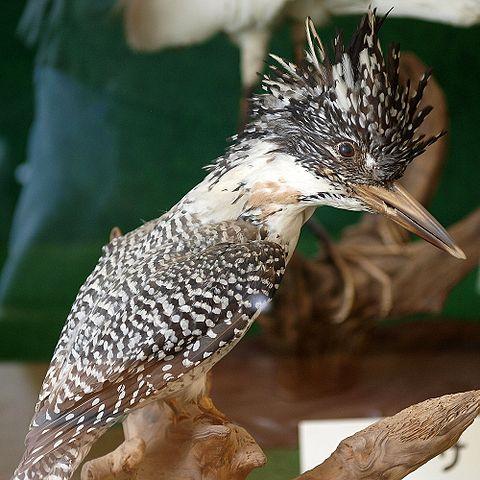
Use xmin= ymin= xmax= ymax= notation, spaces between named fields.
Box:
xmin=82 ymin=389 xmax=480 ymax=480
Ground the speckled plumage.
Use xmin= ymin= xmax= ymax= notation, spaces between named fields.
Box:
xmin=13 ymin=11 xmax=445 ymax=480
xmin=15 ymin=213 xmax=286 ymax=480
xmin=234 ymin=15 xmax=441 ymax=184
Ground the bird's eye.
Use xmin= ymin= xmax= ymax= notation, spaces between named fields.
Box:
xmin=338 ymin=142 xmax=355 ymax=158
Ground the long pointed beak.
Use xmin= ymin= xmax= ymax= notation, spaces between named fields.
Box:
xmin=353 ymin=183 xmax=466 ymax=259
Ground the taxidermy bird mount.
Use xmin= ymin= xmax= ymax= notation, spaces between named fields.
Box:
xmin=13 ymin=10 xmax=465 ymax=480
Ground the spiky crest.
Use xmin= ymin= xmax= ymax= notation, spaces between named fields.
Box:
xmin=210 ymin=10 xmax=443 ymax=187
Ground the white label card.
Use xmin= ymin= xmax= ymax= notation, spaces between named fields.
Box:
xmin=299 ymin=417 xmax=479 ymax=478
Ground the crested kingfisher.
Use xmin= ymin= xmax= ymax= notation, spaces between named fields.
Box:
xmin=13 ymin=11 xmax=465 ymax=480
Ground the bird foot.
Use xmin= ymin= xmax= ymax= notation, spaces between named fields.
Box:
xmin=165 ymin=398 xmax=191 ymax=425
xmin=195 ymin=396 xmax=229 ymax=425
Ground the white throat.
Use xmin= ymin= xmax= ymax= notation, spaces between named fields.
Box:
xmin=177 ymin=140 xmax=325 ymax=257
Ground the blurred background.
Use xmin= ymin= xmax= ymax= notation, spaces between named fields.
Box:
xmin=0 ymin=1 xmax=479 ymax=479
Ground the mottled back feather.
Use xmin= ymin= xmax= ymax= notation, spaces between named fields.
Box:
xmin=15 ymin=213 xmax=285 ymax=480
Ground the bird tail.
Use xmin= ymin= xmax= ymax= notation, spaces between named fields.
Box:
xmin=11 ymin=428 xmax=107 ymax=480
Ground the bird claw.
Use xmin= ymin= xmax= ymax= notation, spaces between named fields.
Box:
xmin=194 ymin=396 xmax=229 ymax=425
xmin=165 ymin=398 xmax=190 ymax=424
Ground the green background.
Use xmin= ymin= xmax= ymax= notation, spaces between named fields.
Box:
xmin=0 ymin=2 xmax=479 ymax=362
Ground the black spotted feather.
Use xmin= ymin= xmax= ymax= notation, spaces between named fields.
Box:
xmin=14 ymin=227 xmax=285 ymax=480
xmin=12 ymin=9 xmax=446 ymax=480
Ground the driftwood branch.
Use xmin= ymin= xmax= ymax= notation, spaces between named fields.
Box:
xmin=296 ymin=390 xmax=480 ymax=480
xmin=82 ymin=389 xmax=480 ymax=480
xmin=82 ymin=378 xmax=265 ymax=480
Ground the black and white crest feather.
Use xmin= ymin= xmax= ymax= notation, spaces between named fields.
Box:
xmin=238 ymin=9 xmax=444 ymax=185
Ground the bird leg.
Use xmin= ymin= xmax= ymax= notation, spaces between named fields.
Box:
xmin=195 ymin=395 xmax=230 ymax=424
xmin=193 ymin=372 xmax=229 ymax=424
xmin=164 ymin=398 xmax=193 ymax=424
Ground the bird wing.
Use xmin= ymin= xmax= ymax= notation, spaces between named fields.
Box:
xmin=34 ymin=218 xmax=258 ymax=410
xmin=20 ymin=237 xmax=285 ymax=471
xmin=33 ymin=218 xmax=163 ymax=412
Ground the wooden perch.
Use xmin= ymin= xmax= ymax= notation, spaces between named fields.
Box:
xmin=82 ymin=389 xmax=480 ymax=480
xmin=82 ymin=377 xmax=266 ymax=480
xmin=296 ymin=390 xmax=480 ymax=480
xmin=259 ymin=52 xmax=480 ymax=353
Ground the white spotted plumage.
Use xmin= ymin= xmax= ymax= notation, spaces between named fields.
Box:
xmin=13 ymin=11 xmax=446 ymax=480
xmin=14 ymin=212 xmax=287 ymax=480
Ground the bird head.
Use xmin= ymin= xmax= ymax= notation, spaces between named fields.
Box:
xmin=234 ymin=10 xmax=464 ymax=258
